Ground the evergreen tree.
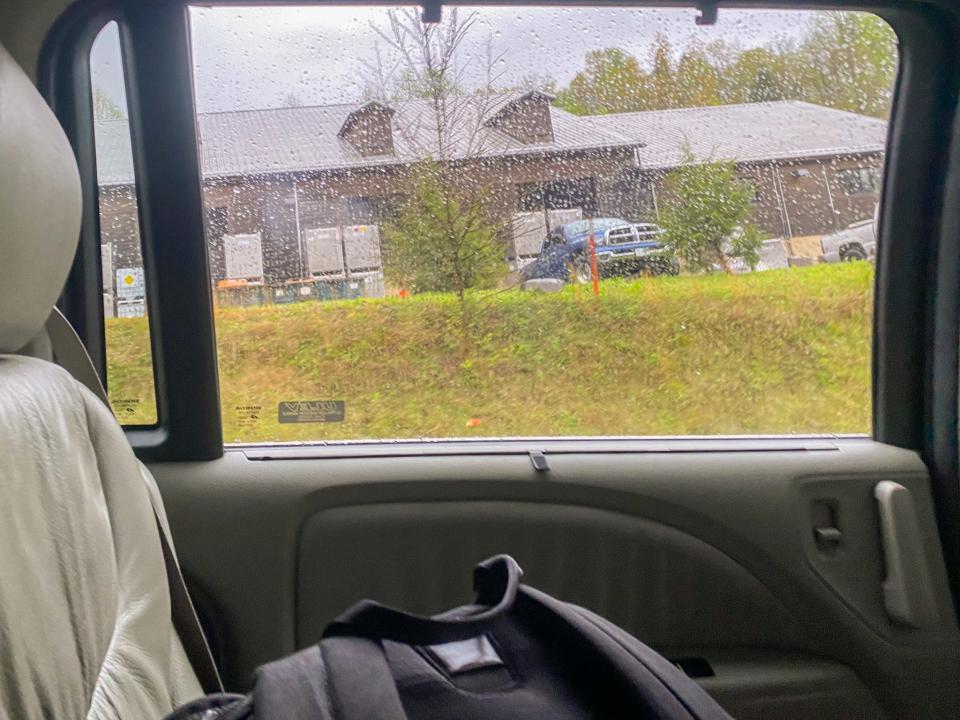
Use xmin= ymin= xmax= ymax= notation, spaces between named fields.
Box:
xmin=658 ymin=151 xmax=764 ymax=273
xmin=382 ymin=161 xmax=507 ymax=298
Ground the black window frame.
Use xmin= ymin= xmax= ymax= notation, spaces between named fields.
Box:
xmin=37 ymin=0 xmax=960 ymax=605
xmin=41 ymin=0 xmax=222 ymax=462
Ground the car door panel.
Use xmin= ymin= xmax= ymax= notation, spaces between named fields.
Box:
xmin=296 ymin=501 xmax=802 ymax=649
xmin=151 ymin=438 xmax=960 ymax=719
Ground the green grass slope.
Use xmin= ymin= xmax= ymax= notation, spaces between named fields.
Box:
xmin=106 ymin=262 xmax=873 ymax=442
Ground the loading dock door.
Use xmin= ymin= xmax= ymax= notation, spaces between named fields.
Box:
xmin=224 ymin=232 xmax=264 ymax=281
xmin=304 ymin=227 xmax=344 ymax=275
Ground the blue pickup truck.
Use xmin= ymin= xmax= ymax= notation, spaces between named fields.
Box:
xmin=521 ymin=218 xmax=678 ymax=283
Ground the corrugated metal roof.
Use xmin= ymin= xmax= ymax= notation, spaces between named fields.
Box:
xmin=93 ymin=97 xmax=886 ymax=186
xmin=589 ymin=100 xmax=887 ymax=169
xmin=94 ymin=93 xmax=635 ymax=186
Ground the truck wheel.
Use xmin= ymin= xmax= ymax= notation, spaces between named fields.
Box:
xmin=661 ymin=257 xmax=681 ymax=276
xmin=573 ymin=257 xmax=593 ymax=284
xmin=840 ymin=244 xmax=867 ymax=262
xmin=648 ymin=257 xmax=680 ymax=276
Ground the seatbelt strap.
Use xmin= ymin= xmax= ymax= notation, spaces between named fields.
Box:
xmin=45 ymin=307 xmax=110 ymax=405
xmin=151 ymin=496 xmax=225 ymax=694
xmin=44 ymin=308 xmax=224 ymax=694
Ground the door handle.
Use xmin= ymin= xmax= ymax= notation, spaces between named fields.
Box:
xmin=874 ymin=481 xmax=940 ymax=629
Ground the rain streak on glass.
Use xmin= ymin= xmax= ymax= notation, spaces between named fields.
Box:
xmin=114 ymin=6 xmax=896 ymax=441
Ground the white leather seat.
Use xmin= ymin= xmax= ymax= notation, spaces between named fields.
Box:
xmin=0 ymin=43 xmax=206 ymax=718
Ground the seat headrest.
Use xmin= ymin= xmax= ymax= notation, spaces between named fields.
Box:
xmin=0 ymin=44 xmax=82 ymax=353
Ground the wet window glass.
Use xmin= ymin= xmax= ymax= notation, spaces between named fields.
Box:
xmin=150 ymin=6 xmax=896 ymax=442
xmin=91 ymin=21 xmax=158 ymax=425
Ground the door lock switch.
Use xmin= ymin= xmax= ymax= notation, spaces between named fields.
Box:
xmin=811 ymin=500 xmax=842 ymax=553
xmin=813 ymin=525 xmax=842 ymax=551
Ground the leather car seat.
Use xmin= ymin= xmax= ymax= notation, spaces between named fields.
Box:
xmin=0 ymin=42 xmax=214 ymax=718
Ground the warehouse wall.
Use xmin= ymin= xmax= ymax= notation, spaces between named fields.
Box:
xmin=98 ymin=149 xmax=883 ymax=293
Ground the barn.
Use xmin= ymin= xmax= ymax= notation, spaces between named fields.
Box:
xmin=93 ymin=93 xmax=886 ymax=312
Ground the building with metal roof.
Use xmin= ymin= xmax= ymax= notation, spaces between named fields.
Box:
xmin=95 ymin=94 xmax=885 ymax=303
xmin=95 ymin=95 xmax=884 ymax=184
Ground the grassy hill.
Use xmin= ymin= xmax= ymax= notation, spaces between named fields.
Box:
xmin=106 ymin=262 xmax=873 ymax=442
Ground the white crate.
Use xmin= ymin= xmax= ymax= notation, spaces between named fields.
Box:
xmin=304 ymin=227 xmax=344 ymax=275
xmin=512 ymin=212 xmax=548 ymax=258
xmin=116 ymin=301 xmax=145 ymax=318
xmin=546 ymin=208 xmax=582 ymax=232
xmin=224 ymin=233 xmax=264 ymax=280
xmin=343 ymin=224 xmax=382 ymax=271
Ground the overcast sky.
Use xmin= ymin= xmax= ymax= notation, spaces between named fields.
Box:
xmin=91 ymin=5 xmax=819 ymax=115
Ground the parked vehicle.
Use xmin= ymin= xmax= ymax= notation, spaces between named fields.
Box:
xmin=522 ymin=218 xmax=678 ymax=283
xmin=821 ymin=215 xmax=877 ymax=263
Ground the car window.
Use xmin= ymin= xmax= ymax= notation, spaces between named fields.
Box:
xmin=91 ymin=21 xmax=158 ymax=425
xmin=104 ymin=5 xmax=895 ymax=442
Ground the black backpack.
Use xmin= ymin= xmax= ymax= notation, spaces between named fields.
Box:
xmin=166 ymin=555 xmax=732 ymax=720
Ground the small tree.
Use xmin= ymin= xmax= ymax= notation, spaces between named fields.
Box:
xmin=367 ymin=9 xmax=512 ymax=307
xmin=382 ymin=161 xmax=507 ymax=299
xmin=658 ymin=151 xmax=764 ymax=273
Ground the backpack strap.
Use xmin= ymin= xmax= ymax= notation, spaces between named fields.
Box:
xmin=321 ymin=637 xmax=408 ymax=720
xmin=318 ymin=557 xmax=521 ymax=719
xmin=518 ymin=585 xmax=732 ymax=720
xmin=253 ymin=645 xmax=335 ymax=720
xmin=323 ymin=554 xmax=522 ymax=645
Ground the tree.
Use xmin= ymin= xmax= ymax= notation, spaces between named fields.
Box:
xmin=514 ymin=72 xmax=558 ymax=95
xmin=368 ymin=9 xmax=511 ymax=303
xmin=674 ymin=43 xmax=722 ymax=107
xmin=555 ymin=12 xmax=896 ymax=118
xmin=93 ymin=86 xmax=123 ymax=121
xmin=555 ymin=48 xmax=647 ymax=115
xmin=365 ymin=8 xmax=486 ymax=111
xmin=791 ymin=12 xmax=897 ymax=118
xmin=721 ymin=47 xmax=790 ymax=104
xmin=657 ymin=151 xmax=764 ymax=273
xmin=647 ymin=34 xmax=676 ymax=110
xmin=281 ymin=92 xmax=304 ymax=108
xmin=382 ymin=161 xmax=507 ymax=298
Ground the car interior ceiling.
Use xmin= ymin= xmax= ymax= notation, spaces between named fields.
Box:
xmin=2 ymin=0 xmax=960 ymax=718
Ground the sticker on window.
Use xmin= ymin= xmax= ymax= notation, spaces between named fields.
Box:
xmin=235 ymin=404 xmax=263 ymax=428
xmin=278 ymin=400 xmax=346 ymax=424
